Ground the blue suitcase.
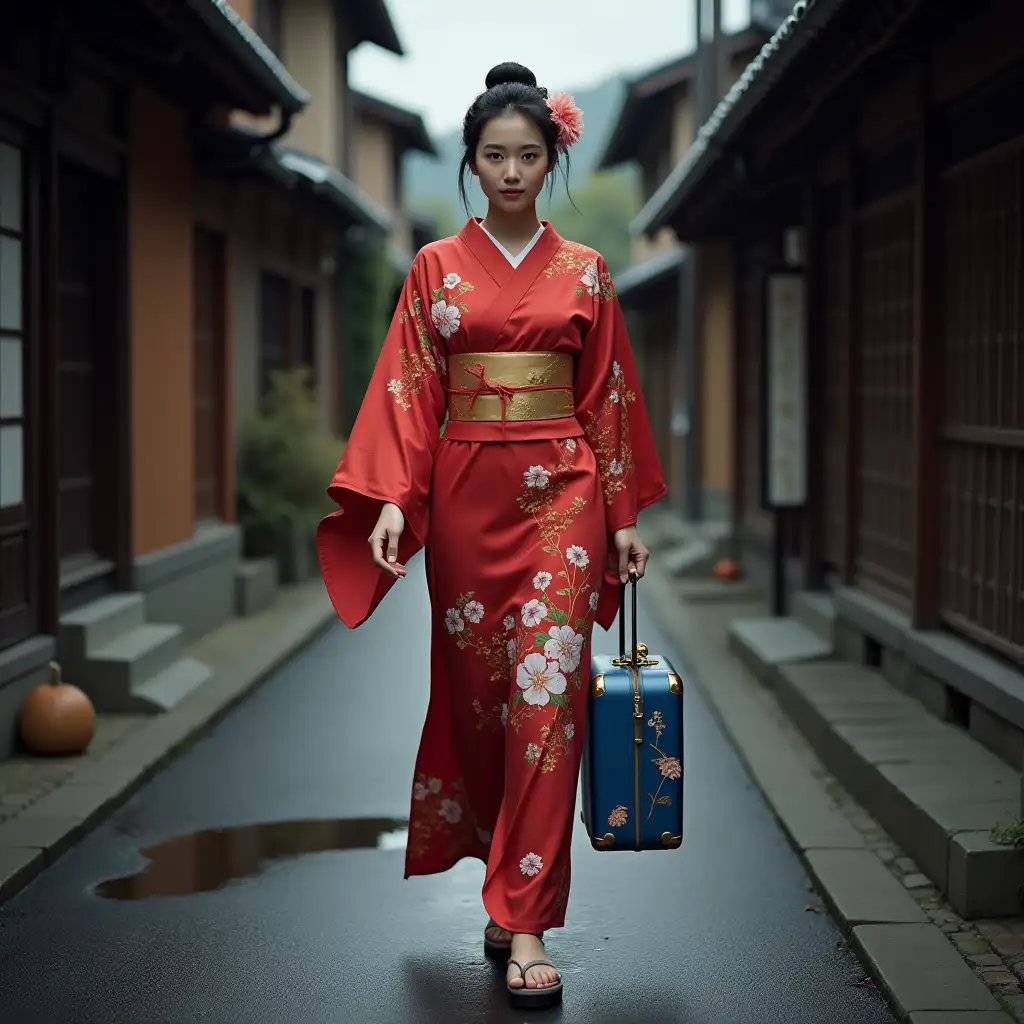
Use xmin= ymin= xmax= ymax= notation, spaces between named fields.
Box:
xmin=581 ymin=574 xmax=685 ymax=851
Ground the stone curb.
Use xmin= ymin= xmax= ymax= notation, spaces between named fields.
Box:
xmin=641 ymin=562 xmax=1012 ymax=1024
xmin=0 ymin=583 xmax=336 ymax=908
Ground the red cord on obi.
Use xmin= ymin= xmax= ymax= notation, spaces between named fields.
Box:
xmin=448 ymin=362 xmax=573 ymax=442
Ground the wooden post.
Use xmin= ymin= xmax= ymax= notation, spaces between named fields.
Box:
xmin=841 ymin=130 xmax=860 ymax=586
xmin=910 ymin=61 xmax=941 ymax=629
xmin=802 ymin=176 xmax=825 ymax=590
xmin=39 ymin=106 xmax=60 ymax=632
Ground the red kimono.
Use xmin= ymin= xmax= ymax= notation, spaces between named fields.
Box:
xmin=318 ymin=217 xmax=665 ymax=934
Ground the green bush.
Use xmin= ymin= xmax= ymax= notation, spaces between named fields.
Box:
xmin=236 ymin=367 xmax=344 ymax=557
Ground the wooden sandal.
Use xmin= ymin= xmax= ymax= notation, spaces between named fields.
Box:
xmin=506 ymin=958 xmax=563 ymax=1009
xmin=483 ymin=919 xmax=512 ymax=960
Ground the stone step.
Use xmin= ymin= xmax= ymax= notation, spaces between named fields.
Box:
xmin=792 ymin=589 xmax=837 ymax=648
xmin=77 ymin=623 xmax=183 ymax=709
xmin=675 ymin=578 xmax=763 ymax=604
xmin=775 ymin=659 xmax=1023 ymax=919
xmin=130 ymin=657 xmax=211 ymax=713
xmin=57 ymin=592 xmax=146 ymax=660
xmin=727 ymin=616 xmax=832 ymax=684
xmin=235 ymin=558 xmax=278 ymax=617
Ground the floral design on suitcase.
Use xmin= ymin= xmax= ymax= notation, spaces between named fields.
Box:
xmin=645 ymin=710 xmax=682 ymax=819
xmin=607 ymin=804 xmax=629 ymax=827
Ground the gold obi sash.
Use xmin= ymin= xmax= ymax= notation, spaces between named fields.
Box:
xmin=447 ymin=352 xmax=575 ymax=431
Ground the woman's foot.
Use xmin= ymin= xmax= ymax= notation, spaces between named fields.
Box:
xmin=506 ymin=933 xmax=560 ymax=991
xmin=484 ymin=920 xmax=512 ymax=950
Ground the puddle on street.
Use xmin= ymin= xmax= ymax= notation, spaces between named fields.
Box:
xmin=94 ymin=817 xmax=409 ymax=901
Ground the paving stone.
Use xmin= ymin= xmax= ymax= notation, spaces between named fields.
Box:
xmin=979 ymin=922 xmax=1013 ymax=940
xmin=898 ymin=857 xmax=920 ymax=873
xmin=967 ymin=953 xmax=1004 ymax=967
xmin=808 ymin=848 xmax=928 ymax=927
xmin=0 ymin=845 xmax=43 ymax=901
xmin=0 ymin=815 xmax=80 ymax=864
xmin=854 ymin=923 xmax=1002 ymax=1013
xmin=992 ymin=935 xmax=1024 ymax=958
xmin=908 ymin=1013 xmax=1021 ymax=1023
xmin=980 ymin=970 xmax=1018 ymax=987
xmin=906 ymin=873 xmax=936 ymax=889
xmin=955 ymin=935 xmax=995 ymax=956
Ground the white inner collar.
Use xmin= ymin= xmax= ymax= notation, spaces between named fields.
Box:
xmin=478 ymin=221 xmax=546 ymax=269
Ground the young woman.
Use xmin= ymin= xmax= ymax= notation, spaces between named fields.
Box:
xmin=318 ymin=62 xmax=666 ymax=1009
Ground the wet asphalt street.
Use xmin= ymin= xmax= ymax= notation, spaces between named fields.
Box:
xmin=0 ymin=555 xmax=897 ymax=1024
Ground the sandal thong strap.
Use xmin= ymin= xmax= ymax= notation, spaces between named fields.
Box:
xmin=510 ymin=958 xmax=560 ymax=982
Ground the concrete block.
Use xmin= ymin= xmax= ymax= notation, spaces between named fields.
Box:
xmin=908 ymin=665 xmax=954 ymax=722
xmin=852 ymin=923 xmax=1001 ymax=1014
xmin=776 ymin=660 xmax=1024 ymax=914
xmin=834 ymin=616 xmax=870 ymax=663
xmin=83 ymin=623 xmax=183 ymax=704
xmin=57 ymin=592 xmax=145 ymax=660
xmin=792 ymin=590 xmax=836 ymax=647
xmin=131 ymin=657 xmax=211 ymax=712
xmin=948 ymin=831 xmax=1024 ymax=919
xmin=727 ymin=617 xmax=831 ymax=687
xmin=662 ymin=539 xmax=716 ymax=577
xmin=0 ymin=845 xmax=44 ymax=901
xmin=882 ymin=646 xmax=912 ymax=693
xmin=235 ymin=558 xmax=278 ymax=616
xmin=970 ymin=702 xmax=1024 ymax=770
xmin=806 ymin=848 xmax=929 ymax=927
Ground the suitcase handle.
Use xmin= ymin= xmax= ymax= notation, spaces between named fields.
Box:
xmin=618 ymin=571 xmax=639 ymax=667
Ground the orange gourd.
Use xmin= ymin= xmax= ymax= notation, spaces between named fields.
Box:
xmin=19 ymin=661 xmax=96 ymax=756
xmin=713 ymin=558 xmax=742 ymax=581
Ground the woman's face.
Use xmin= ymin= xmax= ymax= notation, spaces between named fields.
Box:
xmin=472 ymin=111 xmax=550 ymax=214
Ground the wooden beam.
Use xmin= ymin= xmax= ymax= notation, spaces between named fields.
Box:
xmin=910 ymin=59 xmax=942 ymax=628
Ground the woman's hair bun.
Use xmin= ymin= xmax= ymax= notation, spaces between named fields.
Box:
xmin=485 ymin=62 xmax=538 ymax=91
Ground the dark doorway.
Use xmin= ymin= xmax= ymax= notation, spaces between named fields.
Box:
xmin=56 ymin=158 xmax=121 ymax=588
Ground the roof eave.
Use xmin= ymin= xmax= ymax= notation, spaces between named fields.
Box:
xmin=185 ymin=0 xmax=310 ymax=114
xmin=341 ymin=0 xmax=404 ymax=56
xmin=631 ymin=0 xmax=852 ymax=238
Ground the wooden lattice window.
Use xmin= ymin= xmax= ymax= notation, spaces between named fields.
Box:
xmin=821 ymin=223 xmax=848 ymax=575
xmin=939 ymin=138 xmax=1024 ymax=663
xmin=854 ymin=196 xmax=915 ymax=606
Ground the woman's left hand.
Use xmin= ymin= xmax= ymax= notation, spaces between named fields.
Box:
xmin=611 ymin=525 xmax=650 ymax=584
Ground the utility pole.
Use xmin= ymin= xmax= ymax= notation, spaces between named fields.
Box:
xmin=681 ymin=0 xmax=723 ymax=523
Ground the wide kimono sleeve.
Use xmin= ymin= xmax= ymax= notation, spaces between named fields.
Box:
xmin=574 ymin=255 xmax=668 ymax=630
xmin=317 ymin=254 xmax=447 ymax=629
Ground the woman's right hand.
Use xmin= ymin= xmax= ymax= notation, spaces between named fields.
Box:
xmin=368 ymin=502 xmax=407 ymax=578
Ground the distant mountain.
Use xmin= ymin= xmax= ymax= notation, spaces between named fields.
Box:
xmin=404 ymin=76 xmax=636 ymax=225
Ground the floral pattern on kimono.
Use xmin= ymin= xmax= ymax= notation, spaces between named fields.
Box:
xmin=573 ymin=254 xmax=646 ymax=533
xmin=446 ymin=438 xmax=598 ymax=776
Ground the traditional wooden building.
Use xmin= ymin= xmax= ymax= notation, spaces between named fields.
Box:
xmin=0 ymin=0 xmax=316 ymax=756
xmin=636 ymin=0 xmax=1024 ymax=762
xmin=599 ymin=21 xmax=787 ymax=520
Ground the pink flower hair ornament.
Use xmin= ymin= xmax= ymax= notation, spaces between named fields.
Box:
xmin=546 ymin=93 xmax=584 ymax=151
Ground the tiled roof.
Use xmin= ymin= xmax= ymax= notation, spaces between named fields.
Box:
xmin=631 ymin=0 xmax=851 ymax=236
xmin=190 ymin=0 xmax=310 ymax=111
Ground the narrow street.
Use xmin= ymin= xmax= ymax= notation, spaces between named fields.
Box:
xmin=0 ymin=556 xmax=896 ymax=1024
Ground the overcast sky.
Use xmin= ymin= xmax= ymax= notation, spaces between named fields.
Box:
xmin=349 ymin=0 xmax=754 ymax=136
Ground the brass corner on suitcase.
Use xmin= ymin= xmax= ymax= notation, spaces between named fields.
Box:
xmin=592 ymin=833 xmax=615 ymax=850
xmin=668 ymin=672 xmax=683 ymax=695
xmin=591 ymin=673 xmax=605 ymax=697
xmin=661 ymin=831 xmax=683 ymax=849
